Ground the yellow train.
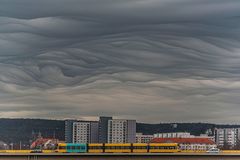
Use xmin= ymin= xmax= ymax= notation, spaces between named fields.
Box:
xmin=56 ymin=143 xmax=180 ymax=153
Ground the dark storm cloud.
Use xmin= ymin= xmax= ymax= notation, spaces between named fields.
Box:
xmin=0 ymin=0 xmax=240 ymax=123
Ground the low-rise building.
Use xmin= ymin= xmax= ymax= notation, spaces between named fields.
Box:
xmin=151 ymin=138 xmax=216 ymax=151
xmin=154 ymin=132 xmax=192 ymax=138
xmin=198 ymin=134 xmax=215 ymax=142
xmin=153 ymin=132 xmax=214 ymax=142
xmin=136 ymin=133 xmax=154 ymax=143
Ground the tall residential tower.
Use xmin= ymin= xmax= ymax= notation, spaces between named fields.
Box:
xmin=107 ymin=119 xmax=136 ymax=143
xmin=98 ymin=116 xmax=112 ymax=143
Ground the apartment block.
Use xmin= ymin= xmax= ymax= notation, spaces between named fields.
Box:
xmin=65 ymin=119 xmax=76 ymax=143
xmin=65 ymin=120 xmax=99 ymax=143
xmin=108 ymin=119 xmax=136 ymax=143
xmin=98 ymin=116 xmax=112 ymax=143
xmin=214 ymin=128 xmax=240 ymax=147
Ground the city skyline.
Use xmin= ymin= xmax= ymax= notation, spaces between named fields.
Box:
xmin=0 ymin=0 xmax=240 ymax=123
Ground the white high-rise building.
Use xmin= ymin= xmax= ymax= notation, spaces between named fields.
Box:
xmin=108 ymin=119 xmax=136 ymax=143
xmin=214 ymin=128 xmax=240 ymax=147
xmin=72 ymin=121 xmax=99 ymax=143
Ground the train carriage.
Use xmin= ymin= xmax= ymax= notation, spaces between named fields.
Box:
xmin=56 ymin=143 xmax=87 ymax=153
xmin=148 ymin=143 xmax=179 ymax=153
xmin=88 ymin=143 xmax=104 ymax=153
xmin=56 ymin=143 xmax=180 ymax=153
xmin=56 ymin=143 xmax=67 ymax=153
xmin=104 ymin=143 xmax=131 ymax=153
xmin=132 ymin=143 xmax=148 ymax=153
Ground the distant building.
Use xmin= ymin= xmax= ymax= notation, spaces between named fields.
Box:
xmin=65 ymin=119 xmax=99 ymax=143
xmin=198 ymin=134 xmax=215 ymax=142
xmin=153 ymin=132 xmax=214 ymax=142
xmin=65 ymin=119 xmax=76 ymax=143
xmin=151 ymin=138 xmax=216 ymax=151
xmin=136 ymin=133 xmax=153 ymax=143
xmin=98 ymin=116 xmax=112 ymax=143
xmin=65 ymin=117 xmax=136 ymax=144
xmin=72 ymin=121 xmax=99 ymax=143
xmin=214 ymin=128 xmax=240 ymax=148
xmin=154 ymin=132 xmax=192 ymax=138
xmin=90 ymin=122 xmax=99 ymax=143
xmin=108 ymin=119 xmax=136 ymax=143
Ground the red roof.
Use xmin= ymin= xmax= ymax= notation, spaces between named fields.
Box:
xmin=30 ymin=138 xmax=51 ymax=149
xmin=150 ymin=138 xmax=215 ymax=144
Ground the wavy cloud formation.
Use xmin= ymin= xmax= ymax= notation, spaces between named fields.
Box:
xmin=0 ymin=0 xmax=240 ymax=123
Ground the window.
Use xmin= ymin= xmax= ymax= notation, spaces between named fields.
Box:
xmin=81 ymin=146 xmax=86 ymax=150
xmin=59 ymin=146 xmax=66 ymax=149
xmin=150 ymin=146 xmax=176 ymax=150
xmin=105 ymin=146 xmax=131 ymax=149
xmin=133 ymin=146 xmax=147 ymax=149
xmin=89 ymin=146 xmax=103 ymax=150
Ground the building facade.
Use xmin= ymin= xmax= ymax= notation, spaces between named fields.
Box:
xmin=98 ymin=116 xmax=112 ymax=143
xmin=214 ymin=128 xmax=240 ymax=148
xmin=65 ymin=120 xmax=99 ymax=143
xmin=151 ymin=138 xmax=217 ymax=151
xmin=65 ymin=119 xmax=76 ymax=143
xmin=90 ymin=122 xmax=99 ymax=143
xmin=108 ymin=119 xmax=136 ymax=143
xmin=73 ymin=122 xmax=91 ymax=143
xmin=154 ymin=132 xmax=192 ymax=138
xmin=136 ymin=133 xmax=154 ymax=143
xmin=153 ymin=132 xmax=214 ymax=142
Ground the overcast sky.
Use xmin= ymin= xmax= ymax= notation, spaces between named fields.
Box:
xmin=0 ymin=0 xmax=240 ymax=123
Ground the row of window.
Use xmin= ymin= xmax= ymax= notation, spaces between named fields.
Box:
xmin=149 ymin=146 xmax=177 ymax=149
xmin=59 ymin=146 xmax=86 ymax=150
xmin=89 ymin=146 xmax=177 ymax=150
xmin=58 ymin=145 xmax=177 ymax=150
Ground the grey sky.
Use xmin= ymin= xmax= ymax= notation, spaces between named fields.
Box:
xmin=0 ymin=0 xmax=240 ymax=123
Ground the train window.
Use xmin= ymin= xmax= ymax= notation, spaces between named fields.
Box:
xmin=149 ymin=146 xmax=176 ymax=150
xmin=81 ymin=146 xmax=86 ymax=150
xmin=59 ymin=146 xmax=66 ymax=149
xmin=150 ymin=146 xmax=160 ymax=149
xmin=76 ymin=146 xmax=81 ymax=150
xmin=121 ymin=146 xmax=130 ymax=149
xmin=89 ymin=146 xmax=103 ymax=149
xmin=98 ymin=146 xmax=103 ymax=149
xmin=72 ymin=146 xmax=76 ymax=150
xmin=105 ymin=146 xmax=130 ymax=149
xmin=133 ymin=146 xmax=147 ymax=149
